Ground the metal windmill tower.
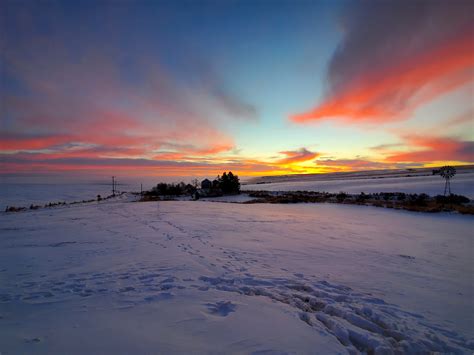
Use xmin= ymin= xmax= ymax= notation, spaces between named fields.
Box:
xmin=438 ymin=166 xmax=456 ymax=195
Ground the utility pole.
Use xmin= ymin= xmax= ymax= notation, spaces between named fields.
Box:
xmin=112 ymin=176 xmax=115 ymax=196
xmin=140 ymin=183 xmax=143 ymax=195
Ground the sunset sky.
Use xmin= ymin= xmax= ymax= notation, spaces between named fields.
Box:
xmin=1 ymin=0 xmax=473 ymax=181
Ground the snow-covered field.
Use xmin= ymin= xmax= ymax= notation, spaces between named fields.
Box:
xmin=0 ymin=183 xmax=116 ymax=210
xmin=244 ymin=172 xmax=474 ymax=199
xmin=1 ymin=196 xmax=472 ymax=354
xmin=2 ymin=169 xmax=472 ymax=211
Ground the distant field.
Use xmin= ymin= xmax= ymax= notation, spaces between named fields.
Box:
xmin=244 ymin=168 xmax=474 ymax=198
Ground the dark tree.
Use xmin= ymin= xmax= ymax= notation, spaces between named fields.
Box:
xmin=217 ymin=171 xmax=240 ymax=194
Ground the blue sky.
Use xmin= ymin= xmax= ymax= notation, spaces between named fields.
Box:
xmin=1 ymin=0 xmax=473 ymax=180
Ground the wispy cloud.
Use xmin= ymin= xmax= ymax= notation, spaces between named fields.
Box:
xmin=291 ymin=1 xmax=474 ymax=124
xmin=0 ymin=146 xmax=322 ymax=177
xmin=314 ymin=158 xmax=416 ymax=171
xmin=276 ymin=148 xmax=320 ymax=165
xmin=384 ymin=135 xmax=473 ymax=163
xmin=1 ymin=7 xmax=257 ymax=167
xmin=370 ymin=143 xmax=404 ymax=153
xmin=0 ymin=153 xmax=284 ymax=177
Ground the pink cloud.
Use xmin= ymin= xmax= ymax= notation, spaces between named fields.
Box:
xmin=384 ymin=135 xmax=473 ymax=163
xmin=0 ymin=133 xmax=72 ymax=151
xmin=291 ymin=33 xmax=473 ymax=124
xmin=276 ymin=148 xmax=320 ymax=164
xmin=1 ymin=27 xmax=253 ymax=173
xmin=291 ymin=2 xmax=473 ymax=125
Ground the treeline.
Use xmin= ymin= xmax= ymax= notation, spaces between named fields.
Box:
xmin=217 ymin=171 xmax=240 ymax=195
xmin=141 ymin=171 xmax=240 ymax=201
xmin=149 ymin=182 xmax=197 ymax=197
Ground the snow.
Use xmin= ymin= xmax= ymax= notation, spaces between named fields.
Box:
xmin=244 ymin=172 xmax=474 ymax=198
xmin=0 ymin=197 xmax=473 ymax=354
xmin=199 ymin=193 xmax=256 ymax=203
xmin=0 ymin=183 xmax=114 ymax=210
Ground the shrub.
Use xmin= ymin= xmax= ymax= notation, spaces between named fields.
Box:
xmin=435 ymin=194 xmax=470 ymax=204
xmin=382 ymin=193 xmax=392 ymax=201
xmin=248 ymin=191 xmax=271 ymax=198
xmin=5 ymin=206 xmax=27 ymax=212
xmin=151 ymin=182 xmax=190 ymax=196
xmin=336 ymin=192 xmax=347 ymax=202
xmin=418 ymin=193 xmax=429 ymax=202
xmin=356 ymin=192 xmax=370 ymax=203
xmin=396 ymin=193 xmax=406 ymax=201
xmin=404 ymin=193 xmax=429 ymax=207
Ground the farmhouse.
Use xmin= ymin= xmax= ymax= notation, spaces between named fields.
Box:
xmin=201 ymin=178 xmax=212 ymax=190
xmin=193 ymin=178 xmax=222 ymax=199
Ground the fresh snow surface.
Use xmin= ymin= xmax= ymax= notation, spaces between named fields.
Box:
xmin=244 ymin=172 xmax=474 ymax=198
xmin=0 ymin=183 xmax=116 ymax=210
xmin=1 ymin=197 xmax=473 ymax=354
xmin=199 ymin=194 xmax=256 ymax=203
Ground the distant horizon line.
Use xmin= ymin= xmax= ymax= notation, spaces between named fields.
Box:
xmin=1 ymin=164 xmax=473 ymax=185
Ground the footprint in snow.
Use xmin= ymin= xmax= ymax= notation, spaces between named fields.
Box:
xmin=398 ymin=254 xmax=415 ymax=260
xmin=144 ymin=292 xmax=174 ymax=302
xmin=119 ymin=286 xmax=135 ymax=292
xmin=205 ymin=301 xmax=236 ymax=317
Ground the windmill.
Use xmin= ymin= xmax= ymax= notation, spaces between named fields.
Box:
xmin=438 ymin=166 xmax=456 ymax=195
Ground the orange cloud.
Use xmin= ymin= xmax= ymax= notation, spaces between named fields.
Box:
xmin=0 ymin=145 xmax=323 ymax=179
xmin=0 ymin=134 xmax=72 ymax=151
xmin=316 ymin=159 xmax=397 ymax=170
xmin=0 ymin=154 xmax=283 ymax=178
xmin=292 ymin=32 xmax=473 ymax=124
xmin=1 ymin=30 xmax=247 ymax=175
xmin=276 ymin=148 xmax=320 ymax=165
xmin=384 ymin=135 xmax=473 ymax=163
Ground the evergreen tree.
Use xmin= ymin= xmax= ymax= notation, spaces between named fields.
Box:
xmin=218 ymin=171 xmax=240 ymax=194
